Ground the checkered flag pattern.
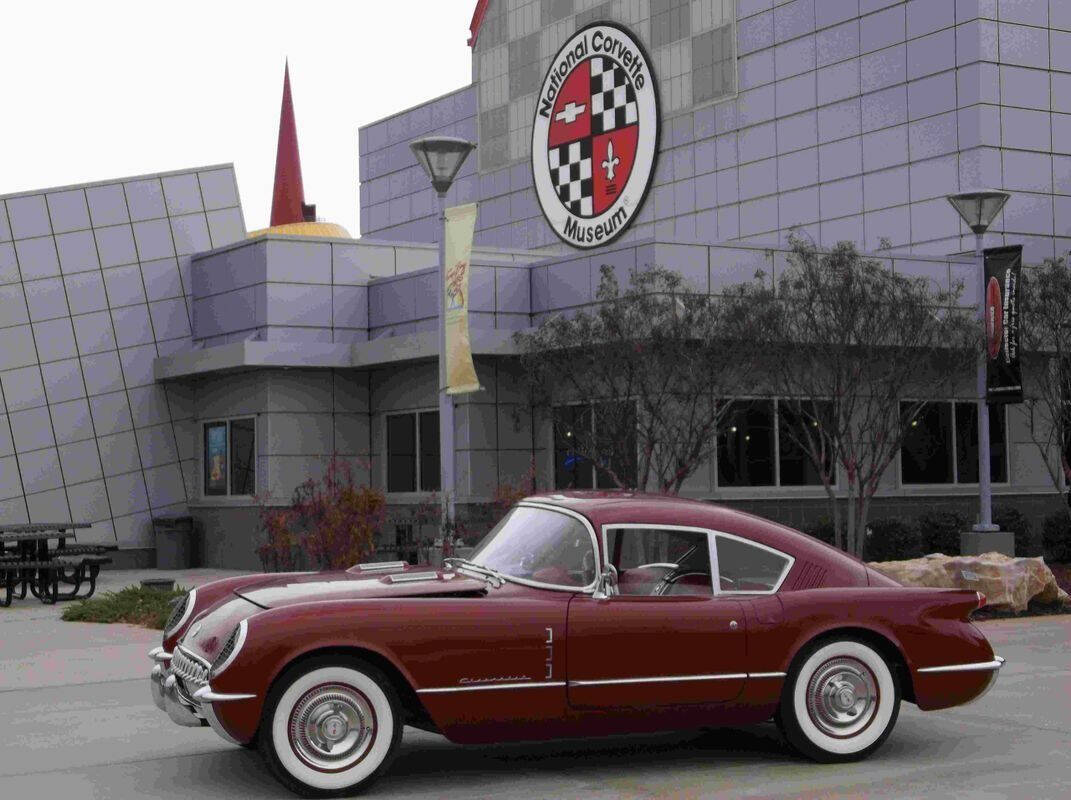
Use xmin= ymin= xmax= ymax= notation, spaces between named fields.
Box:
xmin=590 ymin=56 xmax=638 ymax=135
xmin=548 ymin=138 xmax=593 ymax=216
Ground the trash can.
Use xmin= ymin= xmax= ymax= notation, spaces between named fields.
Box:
xmin=152 ymin=516 xmax=199 ymax=570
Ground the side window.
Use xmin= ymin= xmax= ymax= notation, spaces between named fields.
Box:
xmin=605 ymin=528 xmax=712 ymax=597
xmin=715 ymin=535 xmax=791 ymax=592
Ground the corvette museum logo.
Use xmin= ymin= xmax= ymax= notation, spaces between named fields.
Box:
xmin=532 ymin=22 xmax=660 ymax=249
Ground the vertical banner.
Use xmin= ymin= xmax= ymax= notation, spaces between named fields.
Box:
xmin=984 ymin=245 xmax=1023 ymax=404
xmin=444 ymin=203 xmax=481 ymax=395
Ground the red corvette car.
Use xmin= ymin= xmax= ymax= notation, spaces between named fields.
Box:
xmin=149 ymin=492 xmax=1003 ymax=797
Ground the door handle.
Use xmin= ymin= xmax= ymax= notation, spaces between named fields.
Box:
xmin=729 ymin=620 xmax=738 ymax=631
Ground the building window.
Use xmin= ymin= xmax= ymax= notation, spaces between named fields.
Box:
xmin=553 ymin=402 xmax=637 ymax=490
xmin=717 ymin=400 xmax=775 ymax=487
xmin=386 ymin=411 xmax=440 ymax=493
xmin=778 ymin=401 xmax=835 ymax=487
xmin=901 ymin=402 xmax=1007 ymax=485
xmin=203 ymin=418 xmax=256 ymax=497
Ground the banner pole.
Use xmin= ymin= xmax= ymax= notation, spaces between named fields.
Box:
xmin=975 ymin=231 xmax=996 ymax=532
xmin=438 ymin=193 xmax=455 ymax=533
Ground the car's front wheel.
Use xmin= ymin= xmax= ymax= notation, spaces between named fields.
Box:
xmin=261 ymin=657 xmax=402 ymax=797
xmin=779 ymin=637 xmax=900 ymax=763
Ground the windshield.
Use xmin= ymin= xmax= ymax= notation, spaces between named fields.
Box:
xmin=469 ymin=506 xmax=597 ymax=589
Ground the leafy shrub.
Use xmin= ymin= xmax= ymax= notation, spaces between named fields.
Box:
xmin=917 ymin=510 xmax=968 ymax=556
xmin=257 ymin=456 xmax=385 ymax=571
xmin=1042 ymin=513 xmax=1071 ymax=563
xmin=62 ymin=585 xmax=190 ymax=629
xmin=993 ymin=505 xmax=1040 ymax=557
xmin=862 ymin=518 xmax=925 ymax=562
xmin=802 ymin=517 xmax=837 ymax=546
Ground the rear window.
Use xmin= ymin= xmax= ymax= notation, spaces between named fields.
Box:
xmin=716 ymin=535 xmax=791 ymax=592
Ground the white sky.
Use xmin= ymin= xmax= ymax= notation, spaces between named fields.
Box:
xmin=0 ymin=0 xmax=475 ymax=233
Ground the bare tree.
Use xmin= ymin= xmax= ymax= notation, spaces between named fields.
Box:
xmin=1021 ymin=258 xmax=1071 ymax=517
xmin=742 ymin=238 xmax=977 ymax=556
xmin=514 ymin=264 xmax=763 ymax=494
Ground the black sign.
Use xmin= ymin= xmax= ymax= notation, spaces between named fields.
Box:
xmin=984 ymin=245 xmax=1023 ymax=404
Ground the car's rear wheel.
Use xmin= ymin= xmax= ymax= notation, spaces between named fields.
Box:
xmin=260 ymin=658 xmax=402 ymax=797
xmin=779 ymin=638 xmax=900 ymax=763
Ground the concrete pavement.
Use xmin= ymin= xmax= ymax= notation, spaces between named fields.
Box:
xmin=0 ymin=572 xmax=1068 ymax=799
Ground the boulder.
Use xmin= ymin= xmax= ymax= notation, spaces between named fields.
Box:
xmin=868 ymin=552 xmax=1071 ymax=613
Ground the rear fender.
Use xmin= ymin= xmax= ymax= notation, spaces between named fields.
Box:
xmin=768 ymin=588 xmax=994 ymax=710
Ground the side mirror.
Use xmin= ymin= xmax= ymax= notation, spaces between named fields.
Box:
xmin=594 ymin=564 xmax=618 ymax=599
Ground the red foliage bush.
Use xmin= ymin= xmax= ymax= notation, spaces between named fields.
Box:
xmin=256 ymin=456 xmax=386 ymax=572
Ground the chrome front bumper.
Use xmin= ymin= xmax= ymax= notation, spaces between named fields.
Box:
xmin=149 ymin=647 xmax=203 ymax=727
xmin=149 ymin=646 xmax=254 ymax=743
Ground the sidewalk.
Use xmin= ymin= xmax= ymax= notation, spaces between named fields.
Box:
xmin=0 ymin=568 xmax=252 ymax=691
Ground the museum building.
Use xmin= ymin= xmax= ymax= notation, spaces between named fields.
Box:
xmin=1 ymin=0 xmax=1069 ymax=567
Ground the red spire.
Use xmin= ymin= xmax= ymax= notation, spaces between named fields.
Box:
xmin=270 ymin=61 xmax=307 ymax=226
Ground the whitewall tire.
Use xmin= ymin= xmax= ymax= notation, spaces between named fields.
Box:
xmin=261 ymin=658 xmax=402 ymax=797
xmin=780 ymin=638 xmax=900 ymax=763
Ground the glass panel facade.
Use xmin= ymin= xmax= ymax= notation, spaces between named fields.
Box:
xmin=954 ymin=403 xmax=1008 ymax=484
xmin=778 ymin=401 xmax=834 ymax=487
xmin=419 ymin=411 xmax=441 ymax=491
xmin=386 ymin=414 xmax=416 ymax=493
xmin=203 ymin=422 xmax=228 ymax=496
xmin=717 ymin=400 xmax=775 ymax=487
xmin=229 ymin=418 xmax=256 ymax=496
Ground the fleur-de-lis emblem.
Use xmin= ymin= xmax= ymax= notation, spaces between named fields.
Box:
xmin=602 ymin=139 xmax=620 ymax=181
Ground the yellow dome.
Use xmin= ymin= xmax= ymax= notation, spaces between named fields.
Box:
xmin=247 ymin=221 xmax=352 ymax=239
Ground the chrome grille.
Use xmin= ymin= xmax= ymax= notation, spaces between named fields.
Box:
xmin=213 ymin=626 xmax=239 ymax=672
xmin=172 ymin=646 xmax=210 ymax=690
xmin=164 ymin=593 xmax=189 ymax=632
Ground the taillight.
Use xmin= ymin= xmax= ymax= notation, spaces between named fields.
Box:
xmin=976 ymin=591 xmax=987 ymax=609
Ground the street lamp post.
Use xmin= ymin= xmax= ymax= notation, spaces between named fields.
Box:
xmin=409 ymin=136 xmax=476 ymax=535
xmin=947 ymin=190 xmax=1012 ymax=550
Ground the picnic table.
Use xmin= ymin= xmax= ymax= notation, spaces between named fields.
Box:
xmin=0 ymin=523 xmax=115 ymax=606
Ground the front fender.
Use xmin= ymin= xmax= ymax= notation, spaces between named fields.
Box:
xmin=204 ymin=600 xmax=421 ymax=743
xmin=162 ymin=572 xmax=309 ymax=651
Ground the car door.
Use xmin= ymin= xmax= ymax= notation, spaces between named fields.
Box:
xmin=566 ymin=525 xmax=748 ymax=709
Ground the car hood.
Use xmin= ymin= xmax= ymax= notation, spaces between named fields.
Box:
xmin=232 ymin=567 xmax=487 ymax=609
xmin=178 ymin=568 xmax=487 ymax=664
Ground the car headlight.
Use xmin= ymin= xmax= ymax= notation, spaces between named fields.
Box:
xmin=164 ymin=589 xmax=196 ymax=635
xmin=210 ymin=619 xmax=248 ymax=679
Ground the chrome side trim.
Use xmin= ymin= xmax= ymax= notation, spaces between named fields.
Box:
xmin=917 ymin=657 xmax=1005 ymax=674
xmin=354 ymin=561 xmax=408 ymax=572
xmin=569 ymin=673 xmax=748 ymax=687
xmin=748 ymin=671 xmax=788 ymax=679
xmin=192 ymin=685 xmax=256 ymax=703
xmin=417 ymin=681 xmax=566 ymax=694
xmin=385 ymin=572 xmax=441 ymax=584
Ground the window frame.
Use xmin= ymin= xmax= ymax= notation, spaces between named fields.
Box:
xmin=495 ymin=501 xmax=603 ymax=594
xmin=384 ymin=409 xmax=441 ymax=495
xmin=599 ymin=523 xmax=795 ymax=596
xmin=201 ymin=416 xmax=257 ymax=498
xmin=897 ymin=400 xmax=1010 ymax=488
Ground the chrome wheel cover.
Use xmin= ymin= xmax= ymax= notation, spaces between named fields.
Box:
xmin=288 ymin=683 xmax=376 ymax=772
xmin=805 ymin=656 xmax=879 ymax=738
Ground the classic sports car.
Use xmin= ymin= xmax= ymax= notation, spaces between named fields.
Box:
xmin=150 ymin=492 xmax=1004 ymax=797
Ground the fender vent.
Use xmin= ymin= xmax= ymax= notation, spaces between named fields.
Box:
xmin=788 ymin=561 xmax=827 ymax=590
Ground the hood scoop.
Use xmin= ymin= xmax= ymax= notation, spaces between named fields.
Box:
xmin=383 ymin=572 xmax=444 ymax=584
xmin=350 ymin=561 xmax=408 ymax=574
